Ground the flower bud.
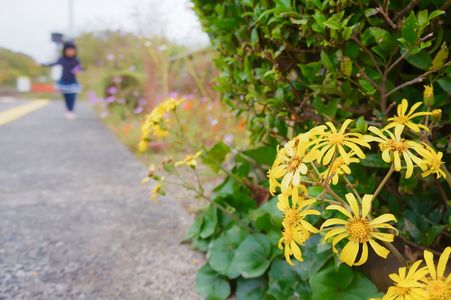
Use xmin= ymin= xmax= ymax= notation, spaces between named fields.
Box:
xmin=431 ymin=109 xmax=441 ymax=123
xmin=423 ymin=84 xmax=434 ymax=106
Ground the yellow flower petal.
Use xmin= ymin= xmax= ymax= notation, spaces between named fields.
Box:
xmin=372 ymin=232 xmax=394 ymax=242
xmin=345 ymin=193 xmax=360 ymax=217
xmin=354 ymin=242 xmax=369 ymax=266
xmin=326 ymin=205 xmax=353 ymax=219
xmin=368 ymin=239 xmax=390 ymax=258
xmin=340 ymin=240 xmax=359 ymax=266
xmin=321 ymin=218 xmax=348 ymax=228
xmin=361 ymin=194 xmax=372 ymax=218
xmin=424 ymin=249 xmax=437 ymax=280
xmin=436 ymin=247 xmax=451 ymax=278
xmin=370 ymin=213 xmax=397 ymax=225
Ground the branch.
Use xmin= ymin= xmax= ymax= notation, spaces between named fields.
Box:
xmin=393 ymin=0 xmax=421 ymax=22
xmin=351 ymin=36 xmax=382 ymax=75
xmin=376 ymin=6 xmax=396 ymax=29
xmin=385 ymin=61 xmax=451 ymax=98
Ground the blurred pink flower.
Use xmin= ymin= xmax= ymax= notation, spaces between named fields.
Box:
xmin=105 ymin=96 xmax=116 ymax=103
xmin=107 ymin=86 xmax=118 ymax=95
xmin=134 ymin=106 xmax=144 ymax=114
xmin=224 ymin=134 xmax=234 ymax=146
xmin=106 ymin=53 xmax=115 ymax=61
xmin=209 ymin=118 xmax=218 ymax=126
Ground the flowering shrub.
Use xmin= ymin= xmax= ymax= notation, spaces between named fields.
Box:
xmin=180 ymin=0 xmax=451 ymax=299
xmin=136 ymin=1 xmax=451 ymax=299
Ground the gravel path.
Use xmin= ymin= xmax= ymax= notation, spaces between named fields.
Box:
xmin=0 ymin=100 xmax=203 ymax=300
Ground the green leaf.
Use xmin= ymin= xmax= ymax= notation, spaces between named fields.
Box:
xmin=421 ymin=225 xmax=445 ymax=246
xmin=321 ymin=50 xmax=333 ymax=69
xmin=428 ymin=10 xmax=445 ymax=21
xmin=360 ymin=153 xmax=390 ymax=168
xmin=324 ymin=99 xmax=339 ymax=118
xmin=355 ymin=116 xmax=368 ymax=133
xmin=437 ymin=76 xmax=451 ymax=93
xmin=309 ymin=262 xmax=380 ymax=300
xmin=233 ymin=233 xmax=272 ymax=278
xmin=292 ymin=235 xmax=332 ymax=281
xmin=324 ymin=15 xmax=342 ymax=30
xmin=208 ymin=225 xmax=247 ymax=278
xmin=358 ymin=79 xmax=376 ymax=95
xmin=236 ymin=277 xmax=266 ymax=300
xmin=242 ymin=146 xmax=277 ymax=166
xmin=250 ymin=27 xmax=259 ymax=45
xmin=196 ymin=264 xmax=231 ymax=300
xmin=299 ymin=62 xmax=321 ymax=82
xmin=185 ymin=213 xmax=204 ymax=240
xmin=406 ymin=50 xmax=432 ymax=70
xmin=201 ymin=142 xmax=231 ymax=172
xmin=369 ymin=27 xmax=396 ymax=55
xmin=430 ymin=42 xmax=448 ymax=71
xmin=200 ymin=205 xmax=218 ymax=239
xmin=340 ymin=56 xmax=352 ymax=77
xmin=266 ymin=259 xmax=309 ymax=300
xmin=402 ymin=12 xmax=418 ymax=46
xmin=344 ymin=41 xmax=360 ymax=59
xmin=364 ymin=8 xmax=378 ymax=17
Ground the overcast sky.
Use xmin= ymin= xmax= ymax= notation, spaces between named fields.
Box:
xmin=0 ymin=0 xmax=209 ymax=62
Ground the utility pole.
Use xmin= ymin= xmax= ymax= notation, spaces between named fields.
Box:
xmin=68 ymin=0 xmax=74 ymax=39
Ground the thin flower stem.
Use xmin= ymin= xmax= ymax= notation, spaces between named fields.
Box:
xmin=311 ymin=162 xmax=322 ymax=180
xmin=343 ymin=176 xmax=362 ymax=203
xmin=372 ymin=165 xmax=394 ymax=201
xmin=324 ymin=186 xmax=347 ymax=206
xmin=440 ymin=165 xmax=451 ymax=187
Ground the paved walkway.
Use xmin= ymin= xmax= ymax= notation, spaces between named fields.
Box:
xmin=0 ymin=100 xmax=202 ymax=300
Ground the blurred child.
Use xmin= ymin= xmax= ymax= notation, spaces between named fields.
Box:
xmin=44 ymin=41 xmax=81 ymax=119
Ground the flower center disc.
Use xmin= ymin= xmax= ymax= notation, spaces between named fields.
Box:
xmin=284 ymin=208 xmax=301 ymax=226
xmin=394 ymin=115 xmax=409 ymax=124
xmin=346 ymin=218 xmax=371 ymax=243
xmin=391 ymin=140 xmax=407 ymax=152
xmin=328 ymin=133 xmax=344 ymax=145
xmin=427 ymin=279 xmax=448 ymax=300
xmin=288 ymin=156 xmax=301 ymax=171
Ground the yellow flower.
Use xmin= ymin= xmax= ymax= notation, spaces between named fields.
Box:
xmin=422 ymin=247 xmax=451 ymax=300
xmin=138 ymin=139 xmax=148 ymax=152
xmin=277 ymin=184 xmax=308 ymax=209
xmin=268 ymin=168 xmax=281 ymax=195
xmin=270 ymin=134 xmax=317 ymax=192
xmin=420 ymin=146 xmax=446 ymax=179
xmin=321 ymin=193 xmax=397 ymax=266
xmin=175 ymin=151 xmax=202 ymax=168
xmin=321 ymin=155 xmax=360 ymax=185
xmin=383 ymin=260 xmax=428 ymax=300
xmin=386 ymin=99 xmax=432 ymax=132
xmin=424 ymin=84 xmax=434 ymax=106
xmin=278 ymin=224 xmax=310 ymax=266
xmin=309 ymin=120 xmax=370 ymax=165
xmin=150 ymin=180 xmax=163 ymax=203
xmin=138 ymin=98 xmax=183 ymax=150
xmin=431 ymin=109 xmax=442 ymax=123
xmin=367 ymin=126 xmax=427 ymax=178
xmin=278 ymin=195 xmax=320 ymax=230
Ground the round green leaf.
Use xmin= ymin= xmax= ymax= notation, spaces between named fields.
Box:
xmin=232 ymin=233 xmax=272 ymax=278
xmin=207 ymin=225 xmax=247 ymax=278
xmin=196 ymin=264 xmax=231 ymax=300
xmin=236 ymin=277 xmax=266 ymax=300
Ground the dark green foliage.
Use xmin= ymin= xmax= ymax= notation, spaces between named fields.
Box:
xmin=191 ymin=1 xmax=450 ymax=298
